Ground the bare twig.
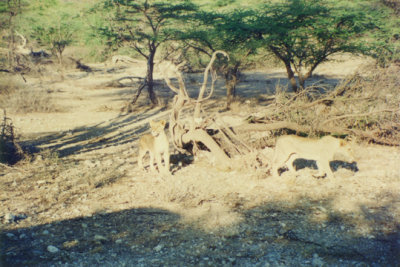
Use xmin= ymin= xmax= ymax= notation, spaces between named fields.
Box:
xmin=161 ymin=51 xmax=235 ymax=169
xmin=193 ymin=51 xmax=228 ymax=121
xmin=321 ymin=109 xmax=400 ymax=125
xmin=131 ymin=81 xmax=147 ymax=105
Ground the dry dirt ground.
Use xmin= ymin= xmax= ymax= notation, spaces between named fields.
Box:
xmin=1 ymin=56 xmax=400 ymax=266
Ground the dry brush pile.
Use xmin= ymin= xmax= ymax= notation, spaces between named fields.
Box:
xmin=160 ymin=51 xmax=258 ymax=171
xmin=242 ymin=64 xmax=400 ymax=146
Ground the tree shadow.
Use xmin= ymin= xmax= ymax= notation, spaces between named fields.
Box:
xmin=19 ymin=108 xmax=166 ymax=158
xmin=1 ymin=207 xmax=181 ymax=266
xmin=182 ymin=71 xmax=342 ymax=100
xmin=2 ymin=197 xmax=398 ymax=266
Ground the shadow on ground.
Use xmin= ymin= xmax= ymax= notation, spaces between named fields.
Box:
xmin=2 ymin=198 xmax=399 ymax=266
xmin=20 ymin=108 xmax=166 ymax=158
xmin=182 ymin=71 xmax=341 ymax=99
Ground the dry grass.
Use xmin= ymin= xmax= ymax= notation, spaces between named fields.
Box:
xmin=0 ymin=75 xmax=24 ymax=95
xmin=0 ymin=84 xmax=60 ymax=114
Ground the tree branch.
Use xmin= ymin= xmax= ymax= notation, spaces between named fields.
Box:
xmin=193 ymin=50 xmax=228 ymax=121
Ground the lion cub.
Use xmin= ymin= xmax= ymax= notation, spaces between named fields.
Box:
xmin=272 ymin=135 xmax=355 ymax=178
xmin=138 ymin=120 xmax=170 ymax=174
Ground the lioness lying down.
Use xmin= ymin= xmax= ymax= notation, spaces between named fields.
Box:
xmin=272 ymin=135 xmax=356 ymax=178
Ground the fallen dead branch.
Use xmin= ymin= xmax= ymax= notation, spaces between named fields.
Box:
xmin=321 ymin=109 xmax=400 ymax=126
xmin=237 ymin=65 xmax=400 ymax=146
xmin=161 ymin=51 xmax=252 ymax=170
xmin=235 ymin=121 xmax=399 ymax=146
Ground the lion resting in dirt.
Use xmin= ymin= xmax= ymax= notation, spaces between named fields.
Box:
xmin=272 ymin=135 xmax=355 ymax=178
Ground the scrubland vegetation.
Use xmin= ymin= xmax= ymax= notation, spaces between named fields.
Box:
xmin=1 ymin=0 xmax=399 ymax=266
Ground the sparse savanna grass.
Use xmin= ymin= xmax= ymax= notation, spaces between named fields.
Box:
xmin=0 ymin=75 xmax=60 ymax=114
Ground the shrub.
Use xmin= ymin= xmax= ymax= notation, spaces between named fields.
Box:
xmin=0 ymin=110 xmax=22 ymax=165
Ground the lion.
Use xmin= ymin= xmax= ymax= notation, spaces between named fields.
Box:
xmin=272 ymin=135 xmax=355 ymax=178
xmin=138 ymin=120 xmax=170 ymax=174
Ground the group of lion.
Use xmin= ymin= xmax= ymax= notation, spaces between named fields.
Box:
xmin=138 ymin=120 xmax=356 ymax=178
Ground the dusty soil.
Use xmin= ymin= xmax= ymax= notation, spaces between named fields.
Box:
xmin=1 ymin=56 xmax=400 ymax=266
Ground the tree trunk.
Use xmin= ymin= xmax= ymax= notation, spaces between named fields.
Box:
xmin=297 ymin=68 xmax=314 ymax=90
xmin=224 ymin=65 xmax=240 ymax=109
xmin=284 ymin=61 xmax=298 ymax=93
xmin=298 ymin=75 xmax=305 ymax=90
xmin=146 ymin=51 xmax=158 ymax=105
xmin=269 ymin=47 xmax=298 ymax=92
xmin=301 ymin=69 xmax=315 ymax=89
xmin=8 ymin=14 xmax=16 ymax=69
xmin=57 ymin=51 xmax=63 ymax=66
xmin=56 ymin=50 xmax=65 ymax=80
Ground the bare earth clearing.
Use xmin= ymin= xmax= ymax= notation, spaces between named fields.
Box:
xmin=1 ymin=57 xmax=400 ymax=266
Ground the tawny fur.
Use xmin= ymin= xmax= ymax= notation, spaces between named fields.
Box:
xmin=272 ymin=135 xmax=355 ymax=178
xmin=138 ymin=120 xmax=170 ymax=174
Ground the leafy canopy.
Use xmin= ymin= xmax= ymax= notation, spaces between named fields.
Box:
xmin=256 ymin=0 xmax=390 ymax=90
xmin=179 ymin=8 xmax=261 ymax=68
xmin=100 ymin=0 xmax=197 ymax=59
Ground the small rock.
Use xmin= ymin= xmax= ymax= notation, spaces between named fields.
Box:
xmin=47 ymin=245 xmax=59 ymax=253
xmin=6 ymin=233 xmax=15 ymax=239
xmin=19 ymin=233 xmax=27 ymax=239
xmin=4 ymin=213 xmax=16 ymax=224
xmin=37 ymin=180 xmax=46 ymax=185
xmin=94 ymin=234 xmax=108 ymax=241
xmin=32 ymin=249 xmax=43 ymax=256
xmin=42 ymin=230 xmax=50 ymax=235
xmin=115 ymin=239 xmax=123 ymax=244
xmin=154 ymin=244 xmax=163 ymax=252
xmin=312 ymin=253 xmax=324 ymax=267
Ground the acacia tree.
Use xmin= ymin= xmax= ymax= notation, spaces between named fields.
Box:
xmin=0 ymin=0 xmax=25 ymax=70
xmin=32 ymin=14 xmax=74 ymax=66
xmin=180 ymin=10 xmax=260 ymax=109
xmin=100 ymin=0 xmax=196 ymax=105
xmin=258 ymin=0 xmax=387 ymax=92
